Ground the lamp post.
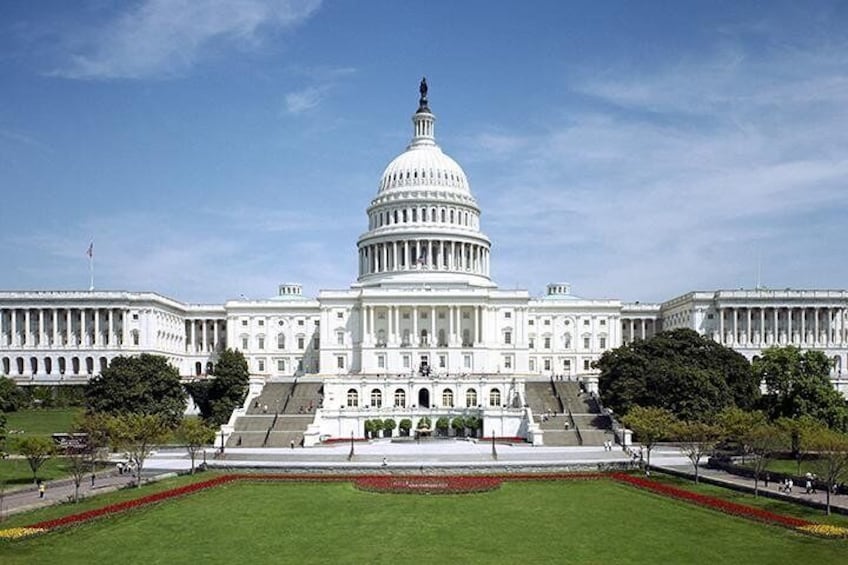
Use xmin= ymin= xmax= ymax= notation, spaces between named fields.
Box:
xmin=491 ymin=429 xmax=497 ymax=461
xmin=220 ymin=429 xmax=225 ymax=455
xmin=348 ymin=430 xmax=355 ymax=461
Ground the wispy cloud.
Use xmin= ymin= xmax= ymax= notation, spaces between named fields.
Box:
xmin=50 ymin=0 xmax=322 ymax=80
xmin=476 ymin=37 xmax=848 ymax=301
xmin=283 ymin=66 xmax=356 ymax=115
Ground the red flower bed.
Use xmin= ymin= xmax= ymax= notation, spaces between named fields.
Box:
xmin=611 ymin=473 xmax=812 ymax=529
xmin=355 ymin=475 xmax=502 ymax=494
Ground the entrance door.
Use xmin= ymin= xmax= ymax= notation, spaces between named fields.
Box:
xmin=418 ymin=388 xmax=430 ymax=408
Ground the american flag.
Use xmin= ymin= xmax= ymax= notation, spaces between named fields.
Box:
xmin=86 ymin=242 xmax=93 ymax=258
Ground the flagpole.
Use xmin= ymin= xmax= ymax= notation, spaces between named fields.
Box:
xmin=87 ymin=241 xmax=94 ymax=291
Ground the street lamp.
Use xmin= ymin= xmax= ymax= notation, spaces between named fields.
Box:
xmin=348 ymin=430 xmax=355 ymax=461
xmin=220 ymin=429 xmax=225 ymax=455
xmin=491 ymin=429 xmax=497 ymax=461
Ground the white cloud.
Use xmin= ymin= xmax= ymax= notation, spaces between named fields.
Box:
xmin=285 ymin=85 xmax=329 ymax=114
xmin=51 ymin=0 xmax=321 ymax=80
xmin=474 ymin=39 xmax=848 ymax=302
xmin=283 ymin=66 xmax=356 ymax=115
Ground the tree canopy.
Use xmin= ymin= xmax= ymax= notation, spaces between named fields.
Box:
xmin=754 ymin=347 xmax=848 ymax=431
xmin=187 ymin=348 xmax=250 ymax=426
xmin=85 ymin=354 xmax=186 ymax=428
xmin=597 ymin=329 xmax=759 ymax=421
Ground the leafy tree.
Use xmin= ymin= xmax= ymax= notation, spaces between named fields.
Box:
xmin=106 ymin=413 xmax=170 ymax=488
xmin=807 ymin=427 xmax=848 ymax=515
xmin=451 ymin=416 xmax=466 ymax=437
xmin=398 ymin=418 xmax=412 ymax=436
xmin=435 ymin=416 xmax=450 ymax=436
xmin=597 ymin=329 xmax=758 ymax=421
xmin=776 ymin=416 xmax=825 ymax=475
xmin=16 ymin=436 xmax=55 ymax=484
xmin=622 ymin=406 xmax=677 ymax=474
xmin=370 ymin=419 xmax=384 ymax=438
xmin=465 ymin=416 xmax=482 ymax=437
xmin=65 ymin=413 xmax=111 ymax=503
xmin=177 ymin=417 xmax=216 ymax=474
xmin=743 ymin=423 xmax=787 ymax=498
xmin=717 ymin=407 xmax=768 ymax=461
xmin=0 ymin=377 xmax=28 ymax=412
xmin=0 ymin=411 xmax=6 ymax=456
xmin=187 ymin=348 xmax=250 ymax=426
xmin=673 ymin=420 xmax=722 ymax=483
xmin=755 ymin=347 xmax=848 ymax=431
xmin=382 ymin=418 xmax=397 ymax=438
xmin=86 ymin=354 xmax=186 ymax=428
xmin=416 ymin=416 xmax=432 ymax=430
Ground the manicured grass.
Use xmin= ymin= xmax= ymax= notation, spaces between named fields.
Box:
xmin=0 ymin=458 xmax=111 ymax=488
xmin=4 ymin=408 xmax=83 ymax=438
xmin=740 ymin=457 xmax=821 ymax=477
xmin=1 ymin=479 xmax=845 ymax=564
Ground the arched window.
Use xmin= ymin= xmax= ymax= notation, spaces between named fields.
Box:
xmin=195 ymin=362 xmax=202 ymax=376
xmin=277 ymin=333 xmax=286 ymax=349
xmin=420 ymin=329 xmax=428 ymax=346
xmin=442 ymin=388 xmax=454 ymax=407
xmin=394 ymin=388 xmax=406 ymax=407
xmin=466 ymin=388 xmax=477 ymax=407
xmin=347 ymin=389 xmax=359 ymax=408
xmin=371 ymin=389 xmax=382 ymax=408
xmin=489 ymin=388 xmax=501 ymax=407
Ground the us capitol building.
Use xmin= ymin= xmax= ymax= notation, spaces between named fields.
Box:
xmin=2 ymin=81 xmax=847 ymax=444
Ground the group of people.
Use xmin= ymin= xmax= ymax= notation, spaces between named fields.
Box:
xmin=602 ymin=439 xmax=615 ymax=451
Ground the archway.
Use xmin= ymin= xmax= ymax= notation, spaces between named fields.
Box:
xmin=418 ymin=388 xmax=430 ymax=408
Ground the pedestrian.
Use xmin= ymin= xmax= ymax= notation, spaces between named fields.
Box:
xmin=290 ymin=440 xmax=295 ymax=449
xmin=805 ymin=479 xmax=812 ymax=494
xmin=382 ymin=456 xmax=388 ymax=467
xmin=764 ymin=473 xmax=769 ymax=487
xmin=787 ymin=478 xmax=793 ymax=494
xmin=91 ymin=473 xmax=96 ymax=487
xmin=38 ymin=482 xmax=46 ymax=499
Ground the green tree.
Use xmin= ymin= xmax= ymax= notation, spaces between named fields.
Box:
xmin=417 ymin=416 xmax=432 ymax=430
xmin=776 ymin=415 xmax=825 ymax=475
xmin=16 ymin=436 xmax=55 ymax=484
xmin=86 ymin=354 xmax=186 ymax=428
xmin=807 ymin=427 xmax=848 ymax=515
xmin=106 ymin=413 xmax=170 ymax=488
xmin=435 ymin=416 xmax=450 ymax=436
xmin=622 ymin=406 xmax=678 ymax=474
xmin=187 ymin=349 xmax=250 ymax=426
xmin=451 ymin=416 xmax=466 ymax=437
xmin=177 ymin=417 xmax=216 ymax=474
xmin=673 ymin=420 xmax=722 ymax=483
xmin=597 ymin=329 xmax=758 ymax=421
xmin=717 ymin=407 xmax=768 ymax=461
xmin=0 ymin=376 xmax=27 ymax=412
xmin=398 ymin=418 xmax=412 ymax=436
xmin=754 ymin=347 xmax=848 ymax=431
xmin=465 ymin=416 xmax=482 ymax=437
xmin=743 ymin=423 xmax=787 ymax=498
xmin=370 ymin=419 xmax=384 ymax=438
xmin=382 ymin=418 xmax=397 ymax=438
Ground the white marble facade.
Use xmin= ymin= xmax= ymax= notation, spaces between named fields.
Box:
xmin=2 ymin=84 xmax=847 ymax=413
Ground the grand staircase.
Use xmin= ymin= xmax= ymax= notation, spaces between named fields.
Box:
xmin=228 ymin=381 xmax=323 ymax=448
xmin=524 ymin=381 xmax=612 ymax=447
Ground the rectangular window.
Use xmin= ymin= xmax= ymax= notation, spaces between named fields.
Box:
xmin=403 ymin=355 xmax=410 ymax=369
xmin=132 ymin=313 xmax=139 ymax=320
xmin=505 ymin=311 xmax=512 ymax=319
xmin=378 ymin=355 xmax=385 ymax=369
xmin=298 ymin=337 xmax=305 ymax=350
xmin=298 ymin=320 xmax=304 ymax=326
xmin=529 ymin=338 xmax=535 ymax=349
xmin=504 ymin=331 xmax=512 ymax=345
xmin=439 ymin=355 xmax=446 ymax=368
xmin=337 ymin=356 xmax=345 ymax=369
xmin=297 ymin=358 xmax=303 ymax=372
xmin=258 ymin=320 xmax=264 ymax=326
xmin=584 ymin=337 xmax=590 ymax=349
xmin=543 ymin=358 xmax=551 ymax=371
xmin=583 ymin=359 xmax=591 ymax=371
xmin=544 ymin=319 xmax=550 ymax=326
xmin=544 ymin=337 xmax=551 ymax=349
xmin=583 ymin=319 xmax=590 ymax=326
xmin=277 ymin=359 xmax=286 ymax=372
xmin=242 ymin=337 xmax=248 ymax=350
xmin=529 ymin=319 xmax=534 ymax=326
xmin=336 ymin=331 xmax=344 ymax=346
xmin=241 ymin=320 xmax=248 ymax=326
xmin=504 ymin=355 xmax=512 ymax=369
xmin=463 ymin=355 xmax=471 ymax=369
xmin=600 ymin=319 xmax=606 ymax=326
xmin=258 ymin=337 xmax=265 ymax=350
xmin=529 ymin=359 xmax=536 ymax=371
xmin=337 ymin=311 xmax=344 ymax=319
xmin=258 ymin=359 xmax=265 ymax=372
xmin=313 ymin=337 xmax=320 ymax=349
xmin=600 ymin=337 xmax=606 ymax=349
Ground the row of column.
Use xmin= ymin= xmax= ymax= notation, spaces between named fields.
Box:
xmin=359 ymin=239 xmax=489 ymax=276
xmin=185 ymin=319 xmax=226 ymax=354
xmin=361 ymin=305 xmax=485 ymax=347
xmin=718 ymin=306 xmax=847 ymax=346
xmin=622 ymin=318 xmax=660 ymax=342
xmin=0 ymin=308 xmax=129 ymax=349
xmin=369 ymin=204 xmax=475 ymax=229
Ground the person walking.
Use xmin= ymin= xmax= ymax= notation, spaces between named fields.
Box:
xmin=38 ymin=482 xmax=46 ymax=499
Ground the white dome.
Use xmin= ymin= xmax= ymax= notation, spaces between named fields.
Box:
xmin=378 ymin=145 xmax=470 ymax=194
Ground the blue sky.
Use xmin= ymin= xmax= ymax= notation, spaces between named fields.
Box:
xmin=2 ymin=1 xmax=847 ymax=304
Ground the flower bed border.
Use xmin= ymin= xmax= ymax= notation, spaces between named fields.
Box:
xmin=8 ymin=471 xmax=843 ymax=540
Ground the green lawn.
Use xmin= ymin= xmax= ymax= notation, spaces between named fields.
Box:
xmin=739 ymin=457 xmax=822 ymax=477
xmin=1 ymin=479 xmax=845 ymax=564
xmin=0 ymin=457 xmax=110 ymax=488
xmin=4 ymin=408 xmax=83 ymax=438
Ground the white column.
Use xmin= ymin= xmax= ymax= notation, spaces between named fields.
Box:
xmin=121 ymin=310 xmax=129 ymax=347
xmin=393 ymin=242 xmax=399 ymax=271
xmin=213 ymin=321 xmax=220 ymax=351
xmin=52 ymin=309 xmax=59 ymax=347
xmin=11 ymin=309 xmax=18 ymax=346
xmin=412 ymin=306 xmax=418 ymax=345
xmin=38 ymin=309 xmax=45 ymax=347
xmin=719 ymin=308 xmax=725 ymax=343
xmin=640 ymin=319 xmax=646 ymax=340
xmin=190 ymin=321 xmax=197 ymax=353
xmin=430 ymin=306 xmax=436 ymax=345
xmin=24 ymin=309 xmax=31 ymax=347
xmin=745 ymin=308 xmax=751 ymax=344
xmin=814 ymin=308 xmax=820 ymax=344
xmin=731 ymin=308 xmax=738 ymax=345
xmin=0 ymin=309 xmax=4 ymax=347
xmin=80 ymin=309 xmax=87 ymax=347
xmin=801 ymin=308 xmax=806 ymax=345
xmin=107 ymin=309 xmax=115 ymax=346
xmin=449 ymin=305 xmax=455 ymax=345
xmin=759 ymin=308 xmax=765 ymax=345
xmin=474 ymin=306 xmax=480 ymax=345
xmin=203 ymin=321 xmax=209 ymax=353
xmin=94 ymin=309 xmax=101 ymax=346
xmin=66 ymin=309 xmax=73 ymax=346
